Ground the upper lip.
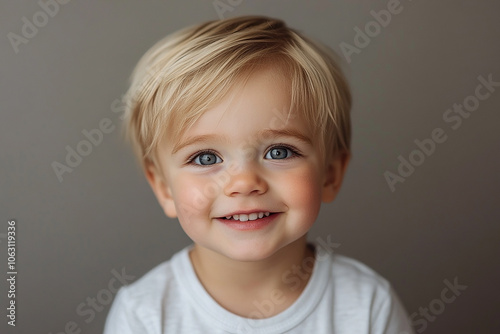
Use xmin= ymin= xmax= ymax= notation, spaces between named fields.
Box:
xmin=216 ymin=210 xmax=276 ymax=218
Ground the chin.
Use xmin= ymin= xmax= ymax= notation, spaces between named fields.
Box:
xmin=221 ymin=241 xmax=284 ymax=262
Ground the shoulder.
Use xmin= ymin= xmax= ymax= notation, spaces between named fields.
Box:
xmin=324 ymin=253 xmax=394 ymax=307
xmin=329 ymin=253 xmax=391 ymax=289
xmin=118 ymin=245 xmax=191 ymax=308
xmin=104 ymin=247 xmax=190 ymax=334
xmin=109 ymin=257 xmax=177 ymax=317
xmin=318 ymin=252 xmax=414 ymax=333
xmin=121 ymin=257 xmax=176 ymax=302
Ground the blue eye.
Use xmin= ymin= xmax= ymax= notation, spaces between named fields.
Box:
xmin=265 ymin=146 xmax=295 ymax=160
xmin=192 ymin=151 xmax=222 ymax=166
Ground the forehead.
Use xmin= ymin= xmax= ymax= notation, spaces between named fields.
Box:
xmin=177 ymin=66 xmax=311 ymax=144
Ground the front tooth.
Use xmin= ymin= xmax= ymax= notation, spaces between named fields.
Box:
xmin=233 ymin=214 xmax=239 ymax=220
xmin=239 ymin=214 xmax=249 ymax=222
xmin=258 ymin=212 xmax=264 ymax=219
xmin=265 ymin=212 xmax=270 ymax=217
xmin=248 ymin=213 xmax=258 ymax=221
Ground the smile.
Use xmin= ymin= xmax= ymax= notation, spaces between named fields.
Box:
xmin=222 ymin=212 xmax=271 ymax=222
xmin=216 ymin=212 xmax=279 ymax=231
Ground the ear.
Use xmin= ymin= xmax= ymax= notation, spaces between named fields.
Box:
xmin=145 ymin=162 xmax=177 ymax=218
xmin=321 ymin=151 xmax=351 ymax=203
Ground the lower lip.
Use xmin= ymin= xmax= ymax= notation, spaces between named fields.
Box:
xmin=216 ymin=213 xmax=279 ymax=231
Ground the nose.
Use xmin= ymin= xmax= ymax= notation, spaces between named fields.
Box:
xmin=223 ymin=164 xmax=268 ymax=197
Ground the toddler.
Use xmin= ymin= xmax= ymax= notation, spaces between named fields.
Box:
xmin=104 ymin=15 xmax=414 ymax=334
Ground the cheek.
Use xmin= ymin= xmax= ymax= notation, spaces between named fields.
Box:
xmin=277 ymin=167 xmax=323 ymax=216
xmin=170 ymin=174 xmax=214 ymax=226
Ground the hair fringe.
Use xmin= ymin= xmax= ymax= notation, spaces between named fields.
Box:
xmin=123 ymin=15 xmax=352 ymax=175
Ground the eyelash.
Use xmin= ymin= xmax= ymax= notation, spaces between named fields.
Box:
xmin=186 ymin=149 xmax=220 ymax=165
xmin=267 ymin=143 xmax=302 ymax=159
xmin=185 ymin=144 xmax=302 ymax=166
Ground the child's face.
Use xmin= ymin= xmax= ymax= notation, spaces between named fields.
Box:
xmin=147 ymin=66 xmax=348 ymax=262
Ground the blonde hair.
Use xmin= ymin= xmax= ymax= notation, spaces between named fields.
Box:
xmin=123 ymin=15 xmax=352 ymax=175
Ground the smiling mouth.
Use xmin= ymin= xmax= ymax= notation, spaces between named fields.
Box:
xmin=219 ymin=212 xmax=274 ymax=222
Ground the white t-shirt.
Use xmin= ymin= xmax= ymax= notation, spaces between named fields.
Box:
xmin=103 ymin=243 xmax=414 ymax=334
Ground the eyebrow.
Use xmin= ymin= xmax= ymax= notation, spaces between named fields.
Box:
xmin=171 ymin=128 xmax=312 ymax=154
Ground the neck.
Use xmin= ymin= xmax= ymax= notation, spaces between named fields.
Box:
xmin=189 ymin=236 xmax=315 ymax=317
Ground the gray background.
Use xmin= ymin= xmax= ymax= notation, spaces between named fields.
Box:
xmin=1 ymin=0 xmax=499 ymax=333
